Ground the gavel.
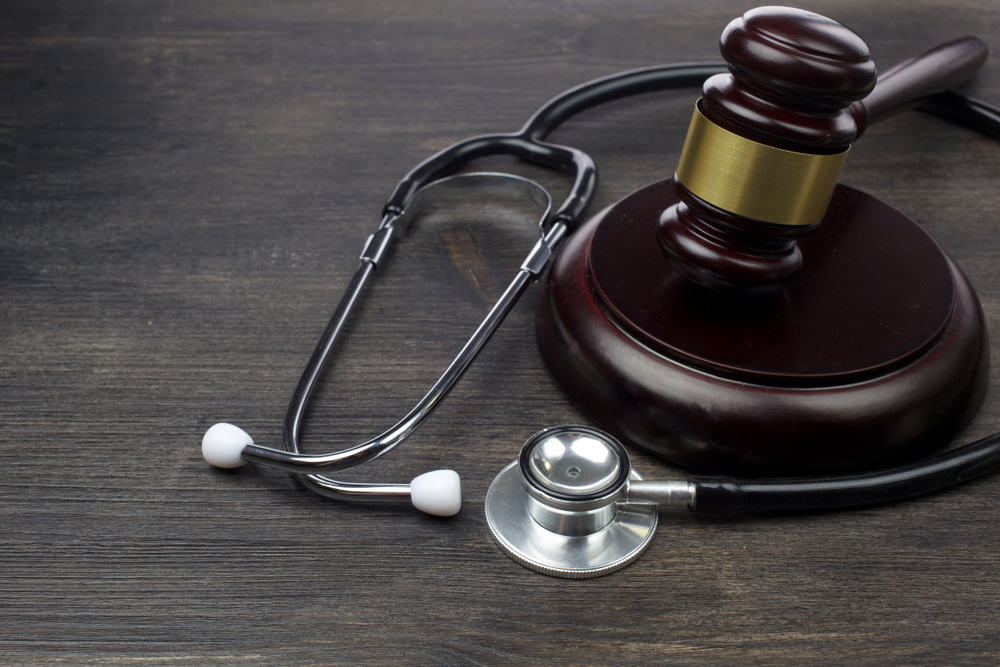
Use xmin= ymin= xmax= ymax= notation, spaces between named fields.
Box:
xmin=656 ymin=6 xmax=988 ymax=295
xmin=534 ymin=5 xmax=992 ymax=475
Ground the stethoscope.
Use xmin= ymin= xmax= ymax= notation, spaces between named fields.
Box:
xmin=202 ymin=61 xmax=1000 ymax=577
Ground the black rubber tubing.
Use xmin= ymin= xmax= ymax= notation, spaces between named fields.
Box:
xmin=691 ymin=431 xmax=1000 ymax=512
xmin=382 ymin=63 xmax=727 ymax=230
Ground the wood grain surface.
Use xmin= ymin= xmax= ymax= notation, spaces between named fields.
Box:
xmin=2 ymin=1 xmax=999 ymax=664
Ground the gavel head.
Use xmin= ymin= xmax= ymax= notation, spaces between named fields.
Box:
xmin=657 ymin=6 xmax=877 ymax=295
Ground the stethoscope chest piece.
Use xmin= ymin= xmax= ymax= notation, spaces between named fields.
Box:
xmin=485 ymin=426 xmax=657 ymax=578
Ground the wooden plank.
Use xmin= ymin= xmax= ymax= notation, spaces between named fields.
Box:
xmin=1 ymin=1 xmax=999 ymax=663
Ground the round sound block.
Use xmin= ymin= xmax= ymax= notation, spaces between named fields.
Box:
xmin=536 ymin=180 xmax=989 ymax=475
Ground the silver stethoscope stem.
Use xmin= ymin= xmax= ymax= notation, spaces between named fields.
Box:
xmin=240 ymin=256 xmax=550 ymax=476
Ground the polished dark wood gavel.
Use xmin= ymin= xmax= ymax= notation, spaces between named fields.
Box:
xmin=535 ymin=6 xmax=992 ymax=475
xmin=656 ymin=7 xmax=987 ymax=295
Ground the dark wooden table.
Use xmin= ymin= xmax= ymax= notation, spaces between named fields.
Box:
xmin=3 ymin=1 xmax=1000 ymax=664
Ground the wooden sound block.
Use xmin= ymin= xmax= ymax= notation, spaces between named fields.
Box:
xmin=535 ymin=180 xmax=990 ymax=475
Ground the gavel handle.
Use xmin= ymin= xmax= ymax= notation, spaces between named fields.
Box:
xmin=852 ymin=36 xmax=988 ymax=138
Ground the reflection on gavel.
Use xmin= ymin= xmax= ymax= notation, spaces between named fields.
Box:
xmin=656 ymin=7 xmax=988 ymax=295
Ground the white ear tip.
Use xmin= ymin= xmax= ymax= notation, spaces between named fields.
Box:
xmin=410 ymin=469 xmax=462 ymax=516
xmin=202 ymin=423 xmax=253 ymax=468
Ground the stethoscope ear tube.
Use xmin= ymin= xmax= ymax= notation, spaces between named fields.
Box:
xmin=690 ymin=431 xmax=1000 ymax=513
xmin=206 ymin=173 xmax=561 ymax=514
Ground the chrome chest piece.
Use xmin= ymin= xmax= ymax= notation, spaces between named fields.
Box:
xmin=485 ymin=426 xmax=689 ymax=578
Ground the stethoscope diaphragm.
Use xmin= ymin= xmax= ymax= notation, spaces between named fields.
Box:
xmin=485 ymin=426 xmax=659 ymax=579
